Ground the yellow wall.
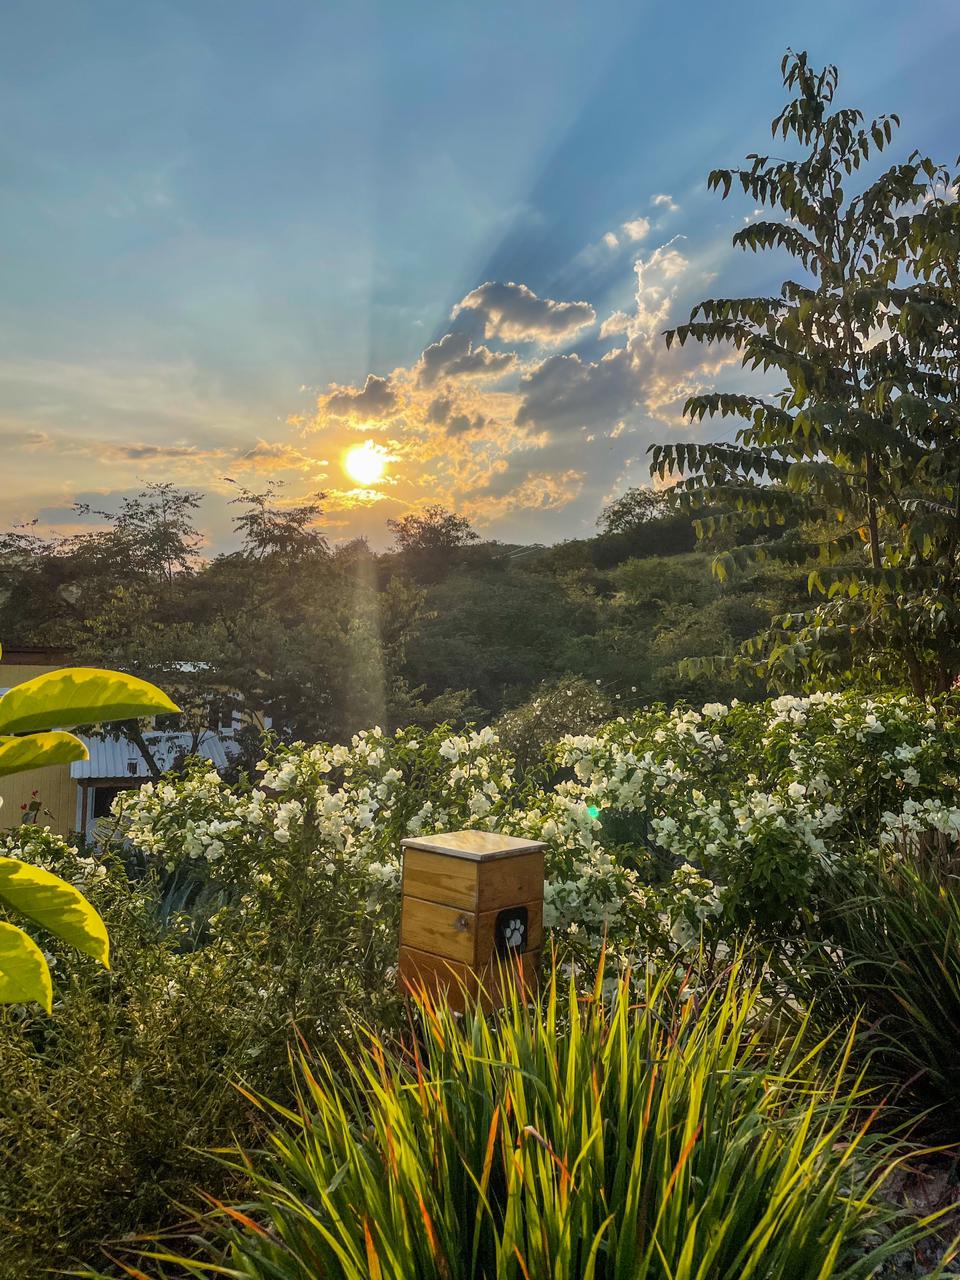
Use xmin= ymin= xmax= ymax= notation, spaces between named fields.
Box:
xmin=0 ymin=660 xmax=80 ymax=836
xmin=1 ymin=663 xmax=65 ymax=684
xmin=0 ymin=765 xmax=78 ymax=836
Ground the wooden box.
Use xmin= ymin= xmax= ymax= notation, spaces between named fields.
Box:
xmin=399 ymin=830 xmax=546 ymax=1012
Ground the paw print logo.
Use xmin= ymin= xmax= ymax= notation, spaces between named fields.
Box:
xmin=495 ymin=906 xmax=529 ymax=956
xmin=503 ymin=918 xmax=525 ymax=949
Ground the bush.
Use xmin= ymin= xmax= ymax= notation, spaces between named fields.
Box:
xmin=494 ymin=676 xmax=613 ymax=774
xmin=799 ymin=857 xmax=960 ymax=1138
xmin=7 ymin=694 xmax=960 ymax=1269
xmin=0 ymin=812 xmax=400 ymax=1274
xmin=104 ymin=962 xmax=945 ymax=1280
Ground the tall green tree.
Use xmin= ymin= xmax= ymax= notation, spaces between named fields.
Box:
xmin=77 ymin=483 xmax=202 ymax=586
xmin=651 ymin=51 xmax=960 ymax=695
xmin=387 ymin=505 xmax=479 ymax=582
xmin=227 ymin=481 xmax=328 ymax=563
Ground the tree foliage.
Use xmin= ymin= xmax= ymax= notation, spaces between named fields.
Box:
xmin=598 ymin=486 xmax=668 ymax=536
xmin=651 ymin=50 xmax=960 ymax=695
xmin=227 ymin=481 xmax=329 ymax=563
xmin=76 ymin=483 xmax=203 ymax=586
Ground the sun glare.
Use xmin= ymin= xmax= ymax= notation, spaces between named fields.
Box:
xmin=343 ymin=441 xmax=388 ymax=487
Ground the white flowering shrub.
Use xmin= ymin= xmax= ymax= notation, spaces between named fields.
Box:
xmin=6 ymin=693 xmax=960 ymax=1271
xmin=98 ymin=692 xmax=960 ymax=967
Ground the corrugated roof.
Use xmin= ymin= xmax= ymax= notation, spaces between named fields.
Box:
xmin=70 ymin=731 xmax=239 ymax=781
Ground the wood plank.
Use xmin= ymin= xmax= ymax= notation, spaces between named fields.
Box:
xmin=401 ymin=830 xmax=546 ymax=861
xmin=398 ymin=946 xmax=475 ymax=1012
xmin=475 ymin=898 xmax=543 ymax=968
xmin=402 ymin=848 xmax=478 ymax=910
xmin=476 ymin=850 xmax=544 ymax=912
xmin=398 ymin=945 xmax=540 ymax=1014
xmin=400 ymin=895 xmax=476 ymax=962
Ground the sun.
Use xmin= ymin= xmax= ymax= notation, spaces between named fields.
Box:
xmin=343 ymin=440 xmax=388 ymax=487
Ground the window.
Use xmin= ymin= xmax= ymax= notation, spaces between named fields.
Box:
xmin=92 ymin=786 xmax=123 ymax=820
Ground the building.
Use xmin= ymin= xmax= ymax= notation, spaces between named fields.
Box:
xmin=0 ymin=648 xmax=244 ymax=840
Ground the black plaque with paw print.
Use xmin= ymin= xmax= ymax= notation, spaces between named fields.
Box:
xmin=495 ymin=906 xmax=528 ymax=955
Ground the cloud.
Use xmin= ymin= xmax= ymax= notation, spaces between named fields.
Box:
xmin=452 ymin=281 xmax=596 ymax=344
xmin=621 ymin=216 xmax=651 ymax=241
xmin=322 ymin=487 xmax=395 ymax=510
xmin=292 ymin=237 xmax=735 ymax=547
xmin=3 ymin=219 xmax=750 ymax=553
xmin=600 ymin=216 xmax=650 ymax=251
xmin=322 ymin=373 xmax=398 ymax=420
xmin=0 ymin=422 xmax=233 ymax=468
xmin=462 ymin=468 xmax=585 ymax=524
xmin=646 ymin=242 xmax=688 ymax=279
xmin=417 ymin=331 xmax=516 ymax=388
xmin=599 ymin=310 xmax=631 ymax=338
xmin=426 ymin=395 xmax=452 ymax=424
xmin=446 ymin=412 xmax=486 ymax=437
xmin=515 ymin=347 xmax=641 ymax=437
xmin=102 ymin=443 xmax=224 ymax=462
xmin=516 ymin=238 xmax=701 ymax=440
xmin=598 ymin=240 xmax=690 ymax=350
xmin=233 ymin=440 xmax=324 ymax=473
xmin=651 ymin=193 xmax=679 ymax=212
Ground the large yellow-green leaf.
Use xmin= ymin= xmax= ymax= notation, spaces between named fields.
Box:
xmin=0 ymin=921 xmax=52 ymax=1012
xmin=0 ymin=731 xmax=89 ymax=779
xmin=0 ymin=667 xmax=179 ymax=734
xmin=0 ymin=857 xmax=109 ymax=967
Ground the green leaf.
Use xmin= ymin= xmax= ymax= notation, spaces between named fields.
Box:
xmin=0 ymin=857 xmax=109 ymax=968
xmin=0 ymin=667 xmax=179 ymax=734
xmin=0 ymin=920 xmax=53 ymax=1012
xmin=0 ymin=731 xmax=89 ymax=779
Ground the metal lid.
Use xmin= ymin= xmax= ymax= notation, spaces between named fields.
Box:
xmin=401 ymin=829 xmax=546 ymax=862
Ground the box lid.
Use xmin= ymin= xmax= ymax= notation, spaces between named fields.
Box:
xmin=401 ymin=830 xmax=546 ymax=862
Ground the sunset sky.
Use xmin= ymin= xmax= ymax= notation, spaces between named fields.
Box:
xmin=2 ymin=0 xmax=958 ymax=551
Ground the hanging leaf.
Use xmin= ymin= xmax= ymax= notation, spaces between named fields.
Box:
xmin=0 ymin=921 xmax=53 ymax=1012
xmin=0 ymin=668 xmax=179 ymax=734
xmin=0 ymin=731 xmax=89 ymax=779
xmin=0 ymin=857 xmax=109 ymax=968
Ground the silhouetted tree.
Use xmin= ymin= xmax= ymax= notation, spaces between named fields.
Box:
xmin=227 ymin=481 xmax=328 ymax=563
xmin=387 ymin=505 xmax=479 ymax=581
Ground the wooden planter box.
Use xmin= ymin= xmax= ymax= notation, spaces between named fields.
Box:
xmin=399 ymin=830 xmax=546 ymax=1012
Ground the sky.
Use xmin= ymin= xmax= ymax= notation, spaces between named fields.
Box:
xmin=1 ymin=0 xmax=958 ymax=552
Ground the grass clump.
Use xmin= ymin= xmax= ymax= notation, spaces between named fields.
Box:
xmin=804 ymin=858 xmax=960 ymax=1139
xmin=112 ymin=960 xmax=950 ymax=1280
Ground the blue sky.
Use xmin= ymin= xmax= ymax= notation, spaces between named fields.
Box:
xmin=1 ymin=0 xmax=957 ymax=549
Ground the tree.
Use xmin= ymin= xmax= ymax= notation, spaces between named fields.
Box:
xmin=387 ymin=505 xmax=479 ymax=581
xmin=388 ymin=504 xmax=479 ymax=555
xmin=594 ymin=486 xmax=697 ymax=564
xmin=598 ymin=487 xmax=668 ymax=536
xmin=227 ymin=481 xmax=328 ymax=562
xmin=76 ymin=483 xmax=202 ymax=586
xmin=71 ymin=584 xmax=234 ymax=775
xmin=650 ymin=51 xmax=960 ymax=695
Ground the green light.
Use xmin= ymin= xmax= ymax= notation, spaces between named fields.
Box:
xmin=587 ymin=804 xmax=601 ymax=820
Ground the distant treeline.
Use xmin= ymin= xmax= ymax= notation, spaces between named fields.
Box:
xmin=0 ymin=481 xmax=814 ymax=751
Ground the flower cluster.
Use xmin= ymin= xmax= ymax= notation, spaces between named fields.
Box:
xmin=98 ymin=693 xmax=960 ymax=964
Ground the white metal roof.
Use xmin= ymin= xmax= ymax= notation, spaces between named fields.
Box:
xmin=70 ymin=731 xmax=239 ymax=781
